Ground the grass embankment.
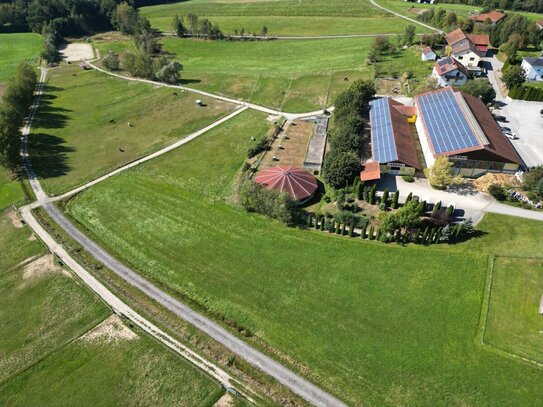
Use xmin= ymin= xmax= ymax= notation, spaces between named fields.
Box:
xmin=0 ymin=33 xmax=42 ymax=85
xmin=140 ymin=0 xmax=431 ymax=36
xmin=65 ymin=109 xmax=543 ymax=406
xmin=29 ymin=64 xmax=236 ymax=195
xmin=0 ymin=207 xmax=225 ymax=405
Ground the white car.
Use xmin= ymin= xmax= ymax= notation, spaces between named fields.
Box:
xmin=504 ymin=131 xmax=518 ymax=140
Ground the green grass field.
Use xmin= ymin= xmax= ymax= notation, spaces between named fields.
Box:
xmin=0 ymin=33 xmax=42 ymax=84
xmin=65 ymin=112 xmax=543 ymax=406
xmin=95 ymin=36 xmax=375 ymax=111
xmin=485 ymin=256 xmax=543 ymax=363
xmin=0 ymin=168 xmax=25 ymax=210
xmin=0 ymin=318 xmax=224 ymax=406
xmin=0 ymin=207 xmax=226 ymax=405
xmin=140 ymin=0 xmax=431 ymax=36
xmin=29 ymin=64 xmax=236 ymax=195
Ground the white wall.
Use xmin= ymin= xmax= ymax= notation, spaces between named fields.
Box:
xmin=522 ymin=60 xmax=543 ymax=81
xmin=415 ymin=115 xmax=435 ymax=168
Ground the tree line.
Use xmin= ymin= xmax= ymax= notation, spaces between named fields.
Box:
xmin=0 ymin=63 xmax=38 ymax=171
xmin=322 ymin=80 xmax=375 ymax=189
xmin=436 ymin=0 xmax=543 ymax=14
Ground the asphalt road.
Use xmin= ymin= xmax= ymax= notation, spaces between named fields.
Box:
xmin=42 ymin=203 xmax=347 ymax=407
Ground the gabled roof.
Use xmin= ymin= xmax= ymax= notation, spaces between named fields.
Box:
xmin=469 ymin=10 xmax=505 ymax=24
xmin=422 ymin=46 xmax=434 ymax=55
xmin=415 ymin=87 xmax=523 ymax=165
xmin=360 ymin=162 xmax=381 ymax=182
xmin=523 ymin=57 xmax=543 ymax=67
xmin=434 ymin=57 xmax=469 ymax=77
xmin=446 ymin=29 xmax=489 ymax=56
xmin=369 ymin=98 xmax=420 ymax=169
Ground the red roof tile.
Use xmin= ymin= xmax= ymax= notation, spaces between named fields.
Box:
xmin=469 ymin=11 xmax=505 ymax=23
xmin=360 ymin=162 xmax=381 ymax=182
xmin=434 ymin=57 xmax=469 ymax=77
xmin=255 ymin=166 xmax=318 ymax=201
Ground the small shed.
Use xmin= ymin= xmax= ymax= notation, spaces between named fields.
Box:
xmin=421 ymin=46 xmax=437 ymax=61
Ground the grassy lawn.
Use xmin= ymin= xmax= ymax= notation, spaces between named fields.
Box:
xmin=0 ymin=168 xmax=25 ymax=210
xmin=65 ymin=112 xmax=543 ymax=406
xmin=0 ymin=317 xmax=224 ymax=406
xmin=485 ymin=256 xmax=543 ymax=364
xmin=0 ymin=33 xmax=42 ymax=84
xmin=29 ymin=64 xmax=235 ymax=196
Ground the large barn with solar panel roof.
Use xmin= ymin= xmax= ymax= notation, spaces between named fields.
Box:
xmin=364 ymin=88 xmax=524 ymax=181
xmin=414 ymin=87 xmax=523 ymax=177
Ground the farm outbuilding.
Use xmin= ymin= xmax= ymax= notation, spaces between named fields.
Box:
xmin=255 ymin=166 xmax=318 ymax=202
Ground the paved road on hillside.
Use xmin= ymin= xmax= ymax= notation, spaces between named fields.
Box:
xmin=22 ymin=69 xmax=347 ymax=407
xmin=163 ymin=32 xmax=427 ymax=40
xmin=368 ymin=0 xmax=442 ymax=33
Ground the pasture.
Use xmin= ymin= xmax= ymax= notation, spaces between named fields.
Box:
xmin=0 ymin=33 xmax=42 ymax=84
xmin=140 ymin=0 xmax=431 ymax=36
xmin=485 ymin=256 xmax=543 ymax=363
xmin=65 ymin=113 xmax=543 ymax=406
xmin=29 ymin=64 xmax=235 ymax=195
xmin=0 ymin=208 xmax=226 ymax=405
xmin=0 ymin=169 xmax=25 ymax=210
xmin=96 ymin=36 xmax=375 ymax=111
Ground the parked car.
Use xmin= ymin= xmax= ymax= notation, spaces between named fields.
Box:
xmin=504 ymin=131 xmax=518 ymax=140
xmin=495 ymin=115 xmax=507 ymax=122
xmin=540 ymin=108 xmax=543 ymax=118
xmin=500 ymin=126 xmax=512 ymax=132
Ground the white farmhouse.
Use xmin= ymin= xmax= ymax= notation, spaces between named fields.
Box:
xmin=521 ymin=57 xmax=543 ymax=82
xmin=432 ymin=57 xmax=469 ymax=87
xmin=445 ymin=29 xmax=489 ymax=68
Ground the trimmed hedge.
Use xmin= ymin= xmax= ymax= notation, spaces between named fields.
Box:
xmin=508 ymin=84 xmax=543 ymax=102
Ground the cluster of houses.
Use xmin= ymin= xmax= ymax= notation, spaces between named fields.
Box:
xmin=361 ymin=15 xmax=532 ymax=182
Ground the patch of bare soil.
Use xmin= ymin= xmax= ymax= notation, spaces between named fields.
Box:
xmin=80 ymin=315 xmax=138 ymax=344
xmin=376 ymin=78 xmax=402 ymax=96
xmin=473 ymin=173 xmax=520 ymax=192
xmin=409 ymin=7 xmax=428 ymax=15
xmin=8 ymin=210 xmax=23 ymax=228
xmin=23 ymin=254 xmax=65 ymax=281
xmin=214 ymin=393 xmax=235 ymax=407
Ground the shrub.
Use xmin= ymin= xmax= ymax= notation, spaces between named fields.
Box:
xmin=238 ymin=179 xmax=297 ymax=224
xmin=247 ymin=136 xmax=270 ymax=158
xmin=335 ymin=222 xmax=341 ymax=234
xmin=405 ymin=192 xmax=413 ymax=203
xmin=382 ymin=188 xmax=389 ymax=207
xmin=360 ymin=225 xmax=367 ymax=239
xmin=369 ymin=184 xmax=376 ymax=205
xmin=363 ymin=186 xmax=370 ymax=202
xmin=391 ymin=190 xmax=399 ymax=209
xmin=424 ymin=157 xmax=462 ymax=189
xmin=395 ymin=199 xmax=422 ymax=228
xmin=419 ymin=200 xmax=427 ymax=215
xmin=446 ymin=205 xmax=454 ymax=218
xmin=379 ymin=202 xmax=387 ymax=211
xmin=102 ymin=52 xmax=120 ymax=71
xmin=368 ymin=225 xmax=375 ymax=240
xmin=322 ymin=150 xmax=362 ymax=189
xmin=356 ymin=182 xmax=364 ymax=200
xmin=320 ymin=217 xmax=325 ymax=231
xmin=488 ymin=184 xmax=507 ymax=201
xmin=432 ymin=201 xmax=442 ymax=216
xmin=422 ymin=226 xmax=430 ymax=243
xmin=306 ymin=213 xmax=313 ymax=227
xmin=402 ymin=174 xmax=415 ymax=183
xmin=348 ymin=223 xmax=354 ymax=237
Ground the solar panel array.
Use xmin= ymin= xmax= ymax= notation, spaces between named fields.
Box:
xmin=370 ymin=98 xmax=398 ymax=164
xmin=417 ymin=90 xmax=480 ymax=154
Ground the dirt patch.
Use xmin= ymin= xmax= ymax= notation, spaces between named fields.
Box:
xmin=60 ymin=43 xmax=94 ymax=62
xmin=23 ymin=254 xmax=65 ymax=281
xmin=376 ymin=78 xmax=403 ymax=96
xmin=260 ymin=119 xmax=314 ymax=168
xmin=409 ymin=7 xmax=428 ymax=15
xmin=214 ymin=393 xmax=235 ymax=407
xmin=473 ymin=173 xmax=521 ymax=192
xmin=8 ymin=211 xmax=23 ymax=228
xmin=80 ymin=315 xmax=138 ymax=344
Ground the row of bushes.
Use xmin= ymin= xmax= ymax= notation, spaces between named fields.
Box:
xmin=508 ymin=84 xmax=543 ymax=102
xmin=303 ymin=212 xmax=473 ymax=244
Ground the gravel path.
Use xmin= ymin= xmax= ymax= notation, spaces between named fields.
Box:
xmin=368 ymin=0 xmax=442 ymax=33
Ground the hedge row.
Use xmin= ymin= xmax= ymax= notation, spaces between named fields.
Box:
xmin=508 ymin=84 xmax=543 ymax=102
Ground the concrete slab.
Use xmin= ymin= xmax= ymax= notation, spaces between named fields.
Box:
xmin=60 ymin=43 xmax=94 ymax=62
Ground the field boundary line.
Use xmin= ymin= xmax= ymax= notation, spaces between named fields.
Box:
xmin=279 ymin=75 xmax=295 ymax=111
xmin=248 ymin=72 xmax=261 ymax=102
xmin=477 ymin=254 xmax=543 ymax=368
xmin=323 ymin=71 xmax=333 ymax=108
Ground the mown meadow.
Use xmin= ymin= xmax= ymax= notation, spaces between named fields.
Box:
xmin=0 ymin=33 xmax=42 ymax=85
xmin=29 ymin=65 xmax=236 ymax=195
xmin=140 ymin=0 xmax=431 ymax=36
xmin=65 ymin=109 xmax=543 ymax=406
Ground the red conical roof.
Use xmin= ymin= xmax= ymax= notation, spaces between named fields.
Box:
xmin=255 ymin=166 xmax=317 ymax=201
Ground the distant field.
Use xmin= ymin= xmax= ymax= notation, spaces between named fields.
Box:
xmin=95 ymin=37 xmax=374 ymax=112
xmin=378 ymin=0 xmax=543 ymax=22
xmin=485 ymin=256 xmax=543 ymax=363
xmin=140 ymin=0 xmax=433 ymax=35
xmin=65 ymin=112 xmax=543 ymax=406
xmin=29 ymin=64 xmax=235 ymax=195
xmin=0 ymin=33 xmax=42 ymax=83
